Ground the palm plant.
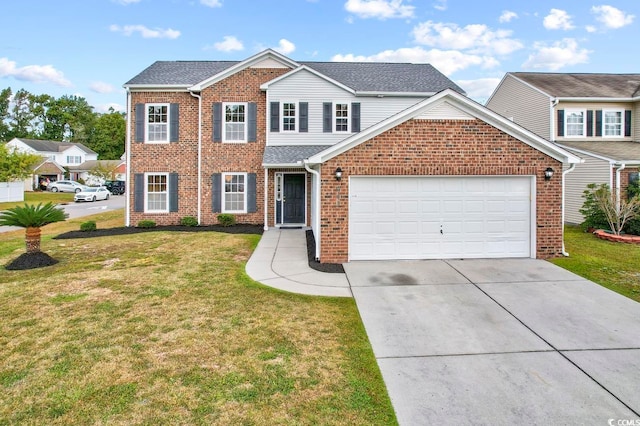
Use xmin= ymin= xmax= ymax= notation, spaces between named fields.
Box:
xmin=0 ymin=203 xmax=68 ymax=253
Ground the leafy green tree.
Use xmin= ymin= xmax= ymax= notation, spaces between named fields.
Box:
xmin=0 ymin=144 xmax=41 ymax=182
xmin=0 ymin=87 xmax=11 ymax=142
xmin=43 ymin=95 xmax=95 ymax=143
xmin=88 ymin=108 xmax=125 ymax=159
xmin=8 ymin=89 xmax=36 ymax=139
xmin=0 ymin=203 xmax=68 ymax=253
xmin=89 ymin=162 xmax=118 ymax=182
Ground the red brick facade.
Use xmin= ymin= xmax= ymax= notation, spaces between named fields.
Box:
xmin=318 ymin=118 xmax=563 ymax=263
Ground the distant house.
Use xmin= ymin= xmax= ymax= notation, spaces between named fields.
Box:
xmin=487 ymin=72 xmax=640 ymax=224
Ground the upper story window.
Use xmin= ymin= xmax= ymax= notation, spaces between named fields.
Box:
xmin=146 ymin=104 xmax=169 ymax=143
xmin=335 ymin=103 xmax=349 ymax=132
xmin=224 ymin=103 xmax=246 ymax=142
xmin=66 ymin=155 xmax=82 ymax=164
xmin=282 ymin=102 xmax=296 ymax=132
xmin=603 ymin=110 xmax=623 ymax=137
xmin=565 ymin=109 xmax=586 ymax=137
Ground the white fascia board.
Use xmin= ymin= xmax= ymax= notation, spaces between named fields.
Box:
xmin=354 ymin=91 xmax=437 ymax=98
xmin=123 ymin=85 xmax=191 ymax=91
xmin=260 ymin=65 xmax=355 ymax=94
xmin=555 ymin=97 xmax=639 ymax=102
xmin=262 ymin=163 xmax=306 ymax=168
xmin=190 ymin=49 xmax=299 ymax=91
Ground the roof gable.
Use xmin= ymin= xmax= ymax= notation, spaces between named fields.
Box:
xmin=11 ymin=138 xmax=97 ymax=155
xmin=511 ymin=72 xmax=640 ymax=98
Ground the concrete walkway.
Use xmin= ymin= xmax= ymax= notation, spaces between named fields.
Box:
xmin=245 ymin=228 xmax=351 ymax=297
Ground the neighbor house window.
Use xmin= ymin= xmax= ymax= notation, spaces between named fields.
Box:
xmin=224 ymin=103 xmax=246 ymax=142
xmin=565 ymin=110 xmax=585 ymax=137
xmin=603 ymin=110 xmax=623 ymax=137
xmin=146 ymin=104 xmax=169 ymax=143
xmin=282 ymin=102 xmax=296 ymax=132
xmin=335 ymin=103 xmax=349 ymax=132
xmin=66 ymin=155 xmax=81 ymax=164
xmin=146 ymin=173 xmax=168 ymax=212
xmin=222 ymin=172 xmax=246 ymax=213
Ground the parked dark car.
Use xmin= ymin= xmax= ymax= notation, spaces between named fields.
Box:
xmin=104 ymin=180 xmax=125 ymax=195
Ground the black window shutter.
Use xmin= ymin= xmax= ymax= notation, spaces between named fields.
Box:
xmin=586 ymin=110 xmax=593 ymax=137
xmin=270 ymin=102 xmax=280 ymax=132
xmin=213 ymin=103 xmax=222 ymax=142
xmin=557 ymin=109 xmax=564 ymax=137
xmin=299 ymin=102 xmax=308 ymax=132
xmin=625 ymin=110 xmax=632 ymax=137
xmin=247 ymin=103 xmax=257 ymax=142
xmin=212 ymin=173 xmax=221 ymax=213
xmin=169 ymin=173 xmax=179 ymax=212
xmin=170 ymin=103 xmax=179 ymax=142
xmin=351 ymin=102 xmax=361 ymax=133
xmin=596 ymin=110 xmax=602 ymax=137
xmin=323 ymin=102 xmax=332 ymax=133
xmin=247 ymin=173 xmax=257 ymax=213
xmin=135 ymin=104 xmax=145 ymax=143
xmin=134 ymin=173 xmax=145 ymax=212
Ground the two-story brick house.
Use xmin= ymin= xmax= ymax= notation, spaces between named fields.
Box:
xmin=487 ymin=72 xmax=640 ymax=224
xmin=125 ymin=50 xmax=580 ymax=263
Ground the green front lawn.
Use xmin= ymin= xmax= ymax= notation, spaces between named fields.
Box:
xmin=0 ymin=191 xmax=74 ymax=210
xmin=552 ymin=225 xmax=640 ymax=302
xmin=0 ymin=211 xmax=396 ymax=425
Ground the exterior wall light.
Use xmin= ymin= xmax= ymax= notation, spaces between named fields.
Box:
xmin=335 ymin=167 xmax=343 ymax=181
xmin=544 ymin=167 xmax=554 ymax=181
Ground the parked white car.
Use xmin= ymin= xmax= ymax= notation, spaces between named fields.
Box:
xmin=49 ymin=180 xmax=86 ymax=193
xmin=74 ymin=186 xmax=111 ymax=202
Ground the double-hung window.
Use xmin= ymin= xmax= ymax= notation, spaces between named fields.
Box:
xmin=222 ymin=172 xmax=247 ymax=213
xmin=146 ymin=173 xmax=168 ymax=212
xmin=603 ymin=110 xmax=623 ymax=137
xmin=565 ymin=109 xmax=586 ymax=137
xmin=66 ymin=155 xmax=81 ymax=164
xmin=282 ymin=102 xmax=296 ymax=132
xmin=146 ymin=104 xmax=169 ymax=143
xmin=335 ymin=103 xmax=349 ymax=132
xmin=224 ymin=103 xmax=247 ymax=142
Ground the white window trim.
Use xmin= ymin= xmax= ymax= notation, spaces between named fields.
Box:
xmin=281 ymin=101 xmax=297 ymax=133
xmin=222 ymin=172 xmax=248 ymax=214
xmin=144 ymin=172 xmax=169 ymax=213
xmin=334 ymin=102 xmax=350 ymax=133
xmin=66 ymin=155 xmax=81 ymax=164
xmin=145 ymin=103 xmax=170 ymax=144
xmin=564 ymin=109 xmax=586 ymax=138
xmin=602 ymin=109 xmax=625 ymax=138
xmin=222 ymin=102 xmax=248 ymax=143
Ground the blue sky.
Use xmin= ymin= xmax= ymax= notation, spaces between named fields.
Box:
xmin=1 ymin=0 xmax=637 ymax=113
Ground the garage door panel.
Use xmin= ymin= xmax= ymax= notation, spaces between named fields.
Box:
xmin=349 ymin=176 xmax=532 ymax=260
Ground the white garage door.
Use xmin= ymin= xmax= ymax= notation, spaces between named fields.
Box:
xmin=349 ymin=176 xmax=533 ymax=260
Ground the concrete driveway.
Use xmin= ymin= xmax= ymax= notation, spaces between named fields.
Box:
xmin=344 ymin=258 xmax=640 ymax=425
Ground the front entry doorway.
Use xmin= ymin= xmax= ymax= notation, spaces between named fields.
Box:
xmin=276 ymin=173 xmax=306 ymax=226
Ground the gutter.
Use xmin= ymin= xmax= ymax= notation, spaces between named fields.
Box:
xmin=189 ymin=91 xmax=202 ymax=225
xmin=303 ymin=160 xmax=321 ymax=261
xmin=125 ymin=88 xmax=132 ymax=227
xmin=562 ymin=163 xmax=576 ymax=256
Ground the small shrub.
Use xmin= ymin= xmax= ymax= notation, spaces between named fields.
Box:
xmin=217 ymin=214 xmax=236 ymax=227
xmin=80 ymin=221 xmax=97 ymax=232
xmin=137 ymin=220 xmax=157 ymax=228
xmin=580 ymin=183 xmax=609 ymax=231
xmin=180 ymin=216 xmax=199 ymax=227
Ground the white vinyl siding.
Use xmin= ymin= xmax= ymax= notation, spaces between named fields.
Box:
xmin=266 ymin=69 xmax=421 ymax=146
xmin=556 ymin=101 xmax=634 ymax=142
xmin=562 ymin=150 xmax=612 ymax=224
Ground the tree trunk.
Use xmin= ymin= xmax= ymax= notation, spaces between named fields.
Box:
xmin=25 ymin=227 xmax=41 ymax=253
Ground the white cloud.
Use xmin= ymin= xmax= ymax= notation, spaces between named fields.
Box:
xmin=591 ymin=5 xmax=634 ymax=29
xmin=89 ymin=81 xmax=115 ymax=94
xmin=455 ymin=78 xmax=501 ymax=101
xmin=523 ymin=38 xmax=590 ymax=70
xmin=109 ymin=24 xmax=181 ymax=39
xmin=200 ymin=0 xmax=222 ymax=7
xmin=412 ymin=21 xmax=523 ymax=55
xmin=331 ymin=47 xmax=499 ymax=76
xmin=112 ymin=0 xmax=140 ymax=4
xmin=344 ymin=0 xmax=414 ymax=20
xmin=586 ymin=25 xmax=597 ymax=33
xmin=209 ymin=36 xmax=244 ymax=52
xmin=0 ymin=57 xmax=71 ymax=87
xmin=273 ymin=39 xmax=295 ymax=55
xmin=433 ymin=0 xmax=447 ymax=11
xmin=499 ymin=11 xmax=518 ymax=23
xmin=543 ymin=9 xmax=574 ymax=30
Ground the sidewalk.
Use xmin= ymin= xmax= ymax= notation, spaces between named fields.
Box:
xmin=245 ymin=228 xmax=352 ymax=298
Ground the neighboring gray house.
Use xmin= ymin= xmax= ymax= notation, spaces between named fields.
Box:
xmin=487 ymin=72 xmax=640 ymax=224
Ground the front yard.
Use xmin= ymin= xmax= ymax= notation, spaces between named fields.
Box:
xmin=0 ymin=191 xmax=75 ymax=210
xmin=0 ymin=211 xmax=396 ymax=425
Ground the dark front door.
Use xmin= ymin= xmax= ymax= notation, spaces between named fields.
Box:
xmin=283 ymin=174 xmax=305 ymax=224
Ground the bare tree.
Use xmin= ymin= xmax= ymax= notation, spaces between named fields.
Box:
xmin=589 ymin=184 xmax=640 ymax=235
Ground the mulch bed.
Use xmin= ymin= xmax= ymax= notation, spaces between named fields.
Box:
xmin=5 ymin=252 xmax=59 ymax=270
xmin=306 ymin=230 xmax=345 ymax=274
xmin=53 ymin=224 xmax=264 ymax=239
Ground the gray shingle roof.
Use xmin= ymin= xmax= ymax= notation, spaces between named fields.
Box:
xmin=513 ymin=72 xmax=640 ymax=98
xmin=559 ymin=141 xmax=640 ymax=162
xmin=126 ymin=58 xmax=465 ymax=94
xmin=263 ymin=145 xmax=330 ymax=165
xmin=15 ymin=138 xmax=97 ymax=155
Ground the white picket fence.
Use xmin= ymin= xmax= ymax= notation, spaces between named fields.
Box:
xmin=0 ymin=181 xmax=24 ymax=203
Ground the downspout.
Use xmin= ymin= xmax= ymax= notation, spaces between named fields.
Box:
xmin=303 ymin=160 xmax=321 ymax=261
xmin=616 ymin=163 xmax=627 ymax=215
xmin=550 ymin=98 xmax=559 ymax=141
xmin=561 ymin=163 xmax=576 ymax=256
xmin=263 ymin=168 xmax=268 ymax=231
xmin=125 ymin=88 xmax=132 ymax=227
xmin=189 ymin=91 xmax=202 ymax=225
